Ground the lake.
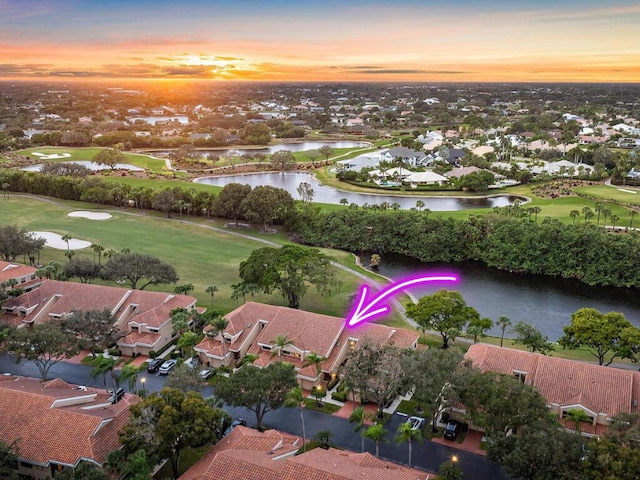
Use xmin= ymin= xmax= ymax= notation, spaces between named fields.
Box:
xmin=195 ymin=172 xmax=521 ymax=211
xmin=152 ymin=140 xmax=371 ymax=156
xmin=360 ymin=254 xmax=640 ymax=341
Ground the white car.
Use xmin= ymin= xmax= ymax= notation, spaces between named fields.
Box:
xmin=158 ymin=359 xmax=177 ymax=375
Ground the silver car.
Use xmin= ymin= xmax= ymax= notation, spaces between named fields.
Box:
xmin=158 ymin=359 xmax=177 ymax=375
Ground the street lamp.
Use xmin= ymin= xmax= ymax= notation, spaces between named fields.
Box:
xmin=140 ymin=377 xmax=146 ymax=396
xmin=451 ymin=455 xmax=458 ymax=464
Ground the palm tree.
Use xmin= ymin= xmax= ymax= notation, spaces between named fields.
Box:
xmin=91 ymin=244 xmax=105 ymax=264
xmin=569 ymin=209 xmax=580 ymax=225
xmin=497 ymin=315 xmax=511 ymax=348
xmin=284 ymin=387 xmax=307 ymax=452
xmin=120 ymin=364 xmax=139 ymax=394
xmin=339 ymin=198 xmax=348 ymax=207
xmin=302 ymin=352 xmax=326 ymax=387
xmin=171 ymin=310 xmax=190 ymax=336
xmin=629 ymin=210 xmax=637 ymax=229
xmin=271 ymin=334 xmax=294 ymax=358
xmin=415 ymin=200 xmax=425 ymax=212
xmin=349 ymin=406 xmax=367 ymax=453
xmin=90 ymin=355 xmax=118 ymax=390
xmin=395 ymin=420 xmax=422 ymax=467
xmin=61 ymin=234 xmax=72 ymax=252
xmin=363 ymin=422 xmax=386 ymax=457
xmin=582 ymin=206 xmax=593 ymax=224
xmin=610 ymin=214 xmax=619 ymax=230
xmin=205 ymin=284 xmax=218 ymax=308
xmin=531 ymin=206 xmax=542 ymax=223
xmin=207 ymin=316 xmax=229 ymax=357
xmin=594 ymin=203 xmax=603 ymax=226
xmin=174 ymin=284 xmax=194 ymax=295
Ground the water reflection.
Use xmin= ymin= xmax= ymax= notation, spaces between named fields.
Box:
xmin=195 ymin=172 xmax=521 ymax=211
xmin=361 ymin=254 xmax=640 ymax=340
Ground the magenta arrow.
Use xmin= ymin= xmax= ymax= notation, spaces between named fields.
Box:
xmin=346 ymin=274 xmax=459 ymax=327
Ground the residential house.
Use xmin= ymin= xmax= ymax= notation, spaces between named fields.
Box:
xmin=0 ymin=376 xmax=138 ymax=479
xmin=179 ymin=426 xmax=430 ymax=480
xmin=380 ymin=147 xmax=427 ymax=168
xmin=0 ymin=279 xmax=198 ymax=356
xmin=404 ymin=171 xmax=449 ymax=187
xmin=464 ymin=344 xmax=640 ymax=437
xmin=0 ymin=261 xmax=40 ymax=292
xmin=194 ymin=302 xmax=419 ymax=390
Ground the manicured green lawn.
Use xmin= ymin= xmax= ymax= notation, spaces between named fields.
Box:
xmin=574 ymin=184 xmax=640 ymax=206
xmin=0 ymin=196 xmax=364 ymax=317
xmin=16 ymin=146 xmax=167 ymax=172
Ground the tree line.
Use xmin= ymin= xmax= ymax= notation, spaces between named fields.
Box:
xmin=5 ymin=167 xmax=640 ymax=288
xmin=292 ymin=206 xmax=640 ymax=288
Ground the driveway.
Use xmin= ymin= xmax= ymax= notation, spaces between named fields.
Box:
xmin=0 ymin=354 xmax=509 ymax=479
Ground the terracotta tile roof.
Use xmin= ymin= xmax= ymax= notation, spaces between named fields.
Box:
xmin=0 ymin=261 xmax=37 ymax=284
xmin=258 ymin=307 xmax=344 ymax=357
xmin=180 ymin=426 xmax=301 ymax=480
xmin=283 ymin=448 xmax=430 ymax=480
xmin=180 ymin=427 xmax=430 ymax=480
xmin=465 ymin=344 xmax=640 ymax=418
xmin=119 ymin=330 xmax=161 ymax=347
xmin=0 ymin=279 xmax=196 ymax=332
xmin=0 ymin=375 xmax=138 ymax=467
xmin=198 ymin=302 xmax=418 ymax=378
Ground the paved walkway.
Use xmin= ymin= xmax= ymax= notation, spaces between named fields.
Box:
xmin=432 ymin=429 xmax=485 ymax=456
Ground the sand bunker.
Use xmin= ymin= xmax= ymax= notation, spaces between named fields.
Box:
xmin=30 ymin=231 xmax=91 ymax=250
xmin=32 ymin=152 xmax=72 ymax=160
xmin=67 ymin=211 xmax=113 ymax=220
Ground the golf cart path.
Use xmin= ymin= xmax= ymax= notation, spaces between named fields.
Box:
xmin=9 ymin=194 xmax=412 ymax=324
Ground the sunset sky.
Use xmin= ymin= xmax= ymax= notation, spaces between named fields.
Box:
xmin=2 ymin=0 xmax=639 ymax=83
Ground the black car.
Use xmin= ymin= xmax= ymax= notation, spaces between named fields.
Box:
xmin=444 ymin=420 xmax=461 ymax=440
xmin=146 ymin=358 xmax=164 ymax=373
xmin=223 ymin=419 xmax=247 ymax=437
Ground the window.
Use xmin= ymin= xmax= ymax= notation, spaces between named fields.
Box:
xmin=262 ymin=345 xmax=271 ymax=351
xmin=148 ymin=327 xmax=159 ymax=333
xmin=513 ymin=370 xmax=527 ymax=383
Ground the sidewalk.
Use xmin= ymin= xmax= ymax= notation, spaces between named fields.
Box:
xmin=431 ymin=428 xmax=485 ymax=456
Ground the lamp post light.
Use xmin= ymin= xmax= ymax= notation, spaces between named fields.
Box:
xmin=451 ymin=455 xmax=458 ymax=464
xmin=140 ymin=377 xmax=146 ymax=396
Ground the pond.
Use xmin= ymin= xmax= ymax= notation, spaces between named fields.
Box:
xmin=194 ymin=172 xmax=521 ymax=211
xmin=151 ymin=140 xmax=371 ymax=157
xmin=359 ymin=254 xmax=640 ymax=341
xmin=22 ymin=161 xmax=145 ymax=172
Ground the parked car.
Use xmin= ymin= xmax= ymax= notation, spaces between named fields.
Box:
xmin=158 ymin=359 xmax=177 ymax=375
xmin=444 ymin=420 xmax=461 ymax=440
xmin=199 ymin=367 xmax=215 ymax=380
xmin=146 ymin=358 xmax=164 ymax=373
xmin=406 ymin=416 xmax=425 ymax=431
xmin=223 ymin=418 xmax=247 ymax=437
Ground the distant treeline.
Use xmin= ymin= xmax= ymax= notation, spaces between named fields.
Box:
xmin=2 ymin=169 xmax=639 ymax=289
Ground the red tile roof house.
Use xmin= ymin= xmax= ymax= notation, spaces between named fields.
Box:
xmin=0 ymin=260 xmax=41 ymax=292
xmin=194 ymin=302 xmax=419 ymax=391
xmin=0 ymin=375 xmax=138 ymax=479
xmin=0 ymin=279 xmax=198 ymax=357
xmin=179 ymin=425 xmax=432 ymax=480
xmin=464 ymin=343 xmax=640 ymax=437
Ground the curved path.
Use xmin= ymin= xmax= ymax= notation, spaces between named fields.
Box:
xmin=8 ymin=194 xmax=411 ymax=324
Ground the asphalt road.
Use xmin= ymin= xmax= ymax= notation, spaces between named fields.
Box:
xmin=0 ymin=354 xmax=509 ymax=479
